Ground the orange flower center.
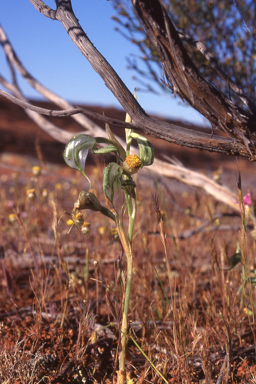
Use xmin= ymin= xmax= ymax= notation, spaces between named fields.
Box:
xmin=125 ymin=155 xmax=142 ymax=169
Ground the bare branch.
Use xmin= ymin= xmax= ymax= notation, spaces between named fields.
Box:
xmin=19 ymin=0 xmax=256 ymax=159
xmin=146 ymin=158 xmax=239 ymax=212
xmin=26 ymin=0 xmax=256 ymax=159
xmin=0 ymin=89 xmax=134 ymax=126
xmin=0 ymin=87 xmax=239 ymax=210
xmin=0 ymin=88 xmax=249 ymax=160
xmin=0 ymin=78 xmax=73 ymax=143
xmin=132 ymin=0 xmax=256 ymax=155
xmin=0 ymin=20 xmax=239 ymax=212
xmin=28 ymin=0 xmax=56 ymax=19
xmin=0 ymin=25 xmax=103 ymax=137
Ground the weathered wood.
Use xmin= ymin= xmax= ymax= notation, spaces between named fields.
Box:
xmin=0 ymin=25 xmax=241 ymax=212
xmin=3 ymin=1 xmax=256 ymax=160
xmin=25 ymin=0 xmax=256 ymax=159
xmin=132 ymin=0 xmax=256 ymax=156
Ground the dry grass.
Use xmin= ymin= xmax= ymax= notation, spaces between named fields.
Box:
xmin=0 ymin=163 xmax=256 ymax=383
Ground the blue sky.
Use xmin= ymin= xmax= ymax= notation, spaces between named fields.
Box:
xmin=0 ymin=0 xmax=207 ymax=125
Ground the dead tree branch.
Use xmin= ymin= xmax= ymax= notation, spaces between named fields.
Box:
xmin=0 ymin=20 xmax=241 ymax=211
xmin=15 ymin=0 xmax=252 ymax=160
xmin=0 ymin=22 xmax=239 ymax=212
xmin=132 ymin=0 xmax=256 ymax=156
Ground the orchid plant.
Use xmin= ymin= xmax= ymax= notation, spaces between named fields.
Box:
xmin=63 ymin=95 xmax=154 ymax=383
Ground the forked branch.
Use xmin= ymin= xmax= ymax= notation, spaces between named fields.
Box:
xmin=132 ymin=0 xmax=256 ymax=154
xmin=21 ymin=0 xmax=254 ymax=160
xmin=0 ymin=23 xmax=238 ymax=211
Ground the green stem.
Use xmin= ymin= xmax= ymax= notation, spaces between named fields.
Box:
xmin=124 ymin=190 xmax=132 ymax=218
xmin=128 ymin=190 xmax=136 ymax=244
xmin=116 ymin=218 xmax=133 ymax=384
xmin=124 ymin=189 xmax=136 ymax=244
xmin=99 ymin=206 xmax=116 ymax=221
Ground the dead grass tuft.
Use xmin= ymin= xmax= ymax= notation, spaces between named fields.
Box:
xmin=0 ymin=165 xmax=256 ymax=382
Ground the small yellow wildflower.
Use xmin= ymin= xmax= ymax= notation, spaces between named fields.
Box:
xmin=244 ymin=307 xmax=253 ymax=316
xmin=185 ymin=207 xmax=191 ymax=215
xmin=72 ymin=212 xmax=84 ymax=227
xmin=123 ymin=154 xmax=142 ymax=175
xmin=32 ymin=166 xmax=41 ymax=177
xmin=98 ymin=226 xmax=105 ymax=236
xmin=212 ymin=167 xmax=222 ymax=182
xmin=81 ymin=222 xmax=91 ymax=235
xmin=126 ymin=154 xmax=142 ymax=168
xmin=27 ymin=188 xmax=36 ymax=202
xmin=42 ymin=188 xmax=48 ymax=199
xmin=67 ymin=212 xmax=84 ymax=229
xmin=127 ymin=372 xmax=135 ymax=384
xmin=127 ymin=378 xmax=135 ymax=384
xmin=55 ymin=183 xmax=62 ymax=190
xmin=112 ymin=228 xmax=119 ymax=240
xmin=8 ymin=213 xmax=16 ymax=223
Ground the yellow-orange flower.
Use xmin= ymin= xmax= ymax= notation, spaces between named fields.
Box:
xmin=8 ymin=213 xmax=16 ymax=223
xmin=123 ymin=154 xmax=142 ymax=175
xmin=72 ymin=212 xmax=84 ymax=227
xmin=81 ymin=222 xmax=91 ymax=235
xmin=27 ymin=188 xmax=36 ymax=201
xmin=32 ymin=166 xmax=41 ymax=177
xmin=98 ymin=226 xmax=105 ymax=236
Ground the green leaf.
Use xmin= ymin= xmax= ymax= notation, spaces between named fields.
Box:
xmin=93 ymin=144 xmax=119 ymax=155
xmin=121 ymin=178 xmax=137 ymax=196
xmin=130 ymin=132 xmax=154 ymax=167
xmin=64 ymin=134 xmax=96 ymax=173
xmin=228 ymin=252 xmax=242 ymax=269
xmin=64 ymin=134 xmax=96 ymax=186
xmin=64 ymin=134 xmax=124 ymax=187
xmin=219 ymin=252 xmax=242 ymax=270
xmin=103 ymin=163 xmax=123 ymax=204
xmin=121 ymin=179 xmax=137 ymax=188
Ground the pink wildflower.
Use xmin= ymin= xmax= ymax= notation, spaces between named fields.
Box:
xmin=235 ymin=192 xmax=252 ymax=208
xmin=243 ymin=193 xmax=252 ymax=207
